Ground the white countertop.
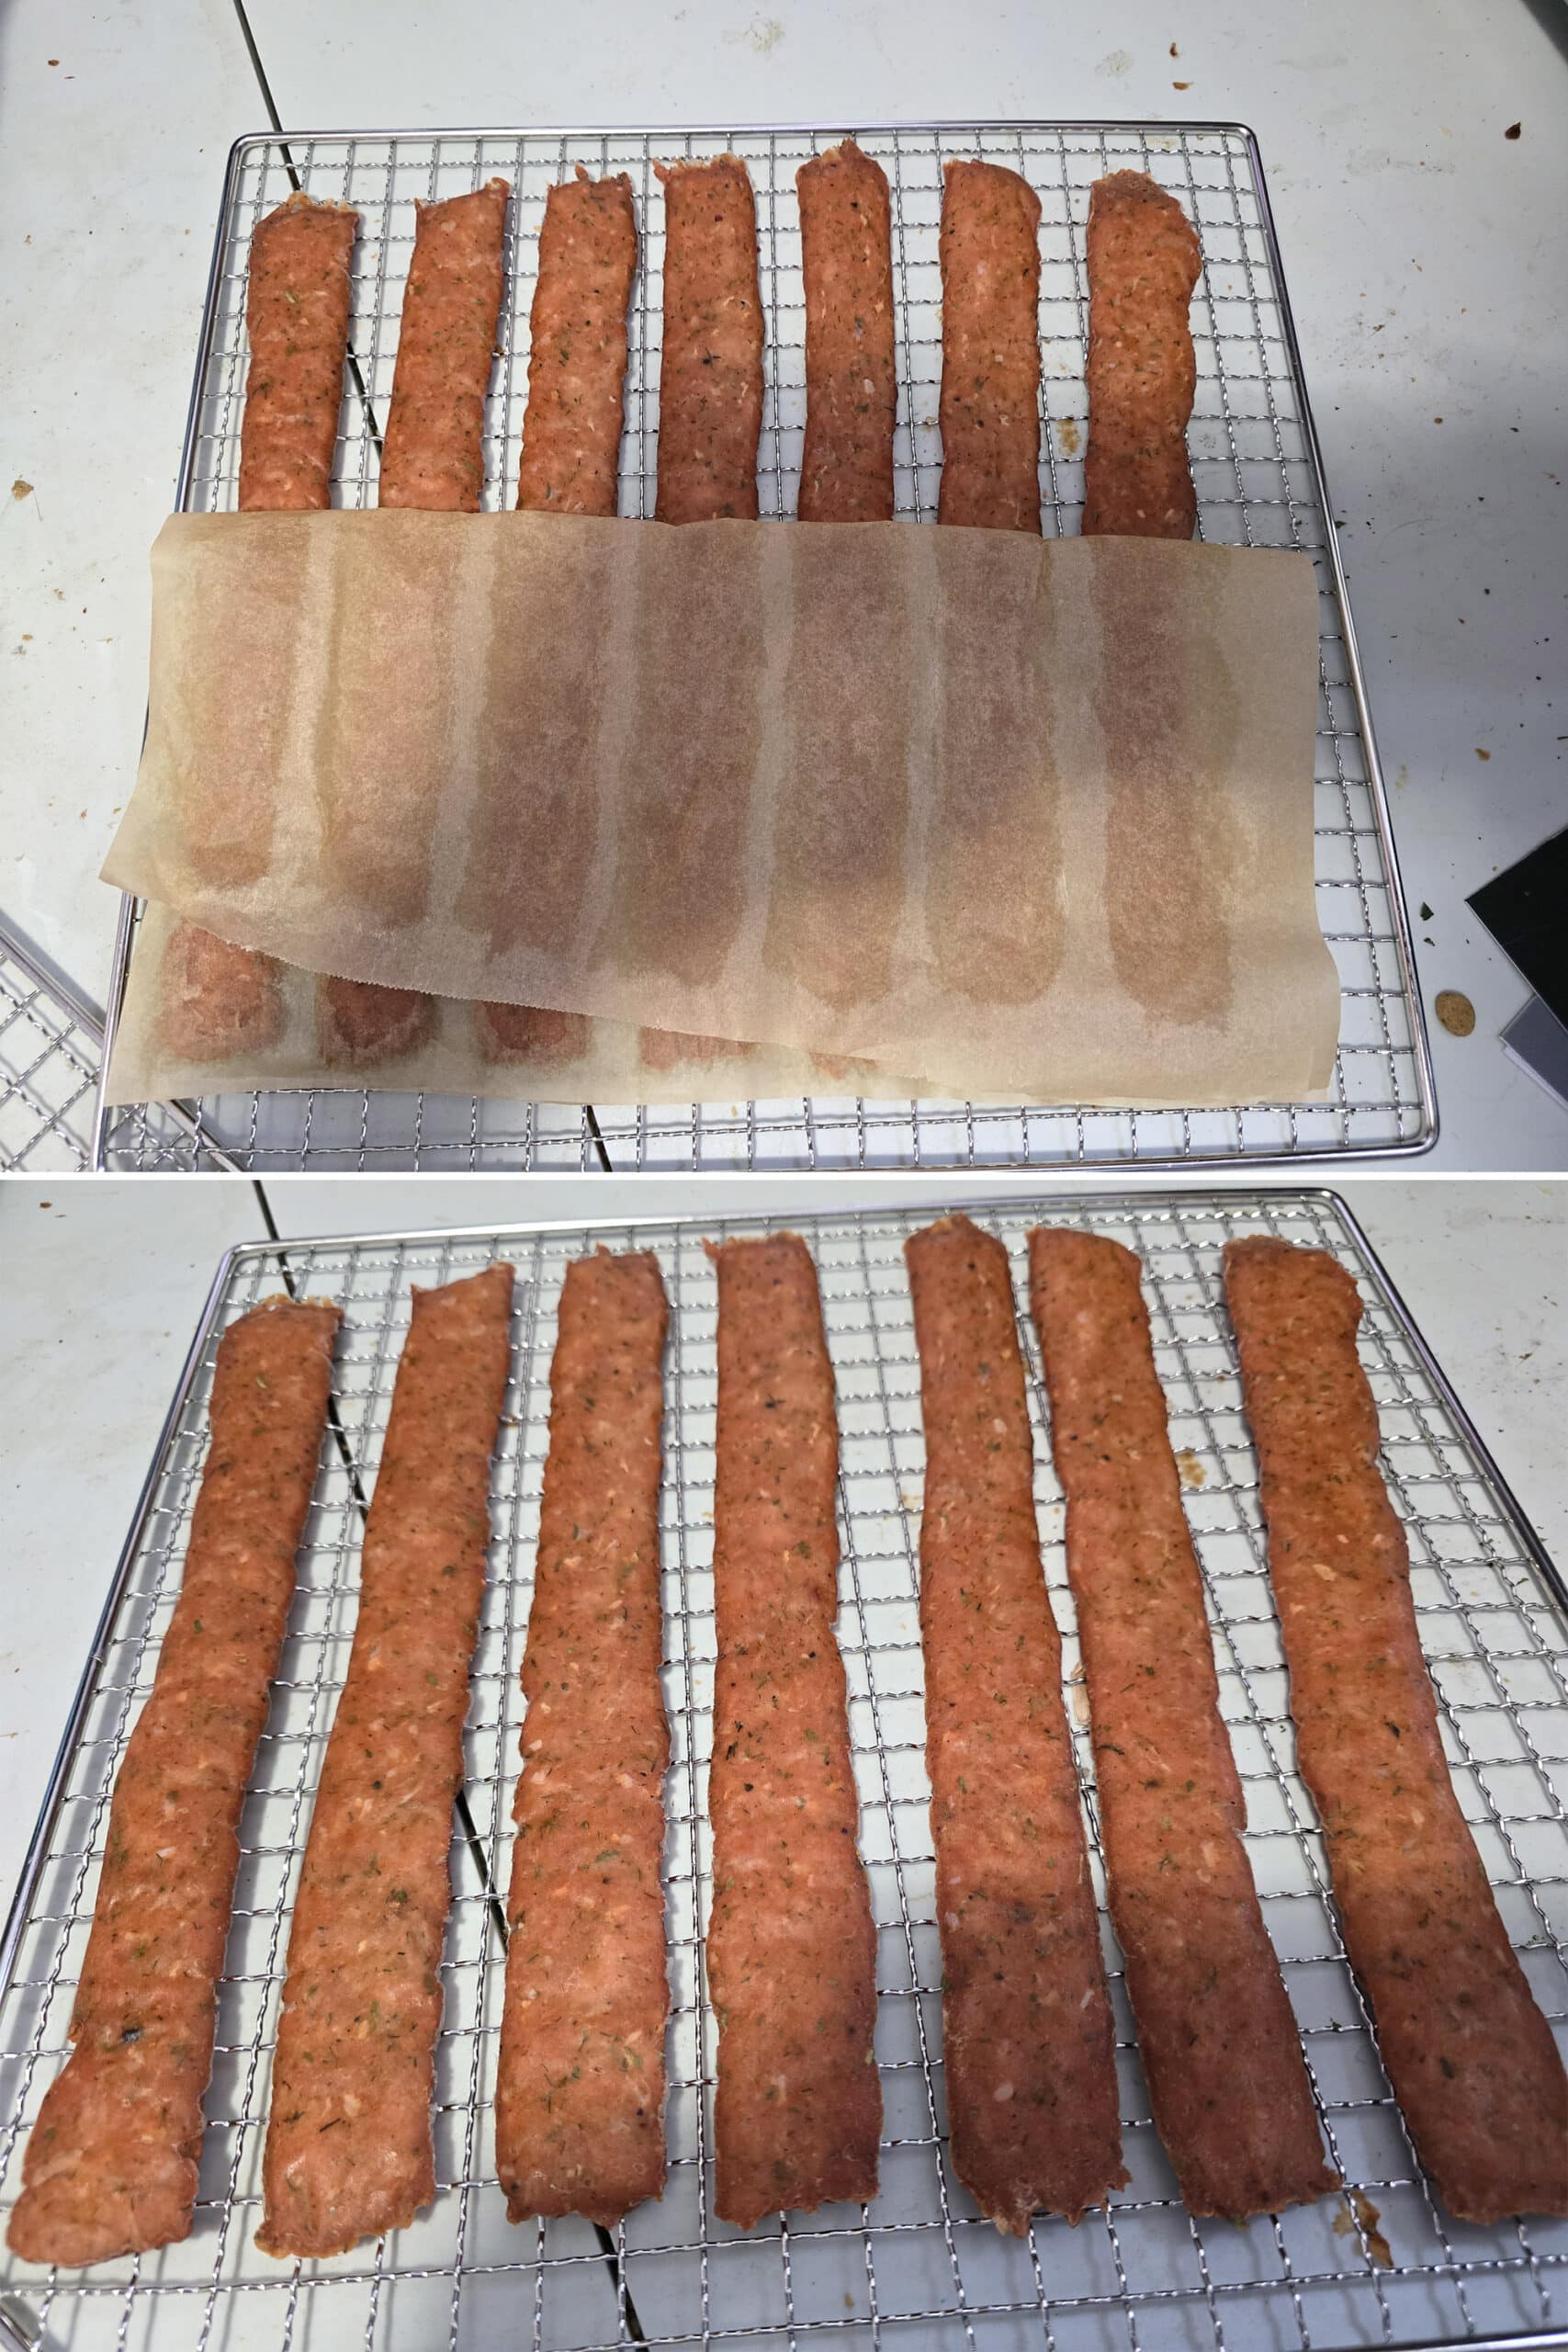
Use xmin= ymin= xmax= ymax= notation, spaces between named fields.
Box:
xmin=2 ymin=1171 xmax=1562 ymax=1926
xmin=3 ymin=0 xmax=1566 ymax=1167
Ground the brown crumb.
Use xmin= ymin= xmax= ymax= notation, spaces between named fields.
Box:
xmin=1333 ymin=2190 xmax=1393 ymax=2267
xmin=1505 ymin=121 xmax=1521 ymax=139
xmin=1169 ymin=40 xmax=1179 ymax=54
xmin=1474 ymin=746 xmax=1491 ymax=760
xmin=1173 ymin=79 xmax=1191 ymax=88
xmin=10 ymin=479 xmax=32 ymax=500
xmin=1435 ymin=990 xmax=1476 ymax=1037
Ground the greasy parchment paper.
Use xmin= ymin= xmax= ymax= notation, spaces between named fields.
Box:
xmin=104 ymin=512 xmax=1340 ymax=1107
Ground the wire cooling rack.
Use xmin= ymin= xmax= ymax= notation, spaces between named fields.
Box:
xmin=1 ymin=1190 xmax=1560 ymax=2352
xmin=0 ymin=917 xmax=104 ymax=1172
xmin=93 ymin=119 xmax=1435 ymax=1172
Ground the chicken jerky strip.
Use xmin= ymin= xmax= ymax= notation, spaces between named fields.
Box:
xmin=796 ymin=139 xmax=896 ymax=523
xmin=164 ymin=191 xmax=358 ymax=1062
xmin=380 ymin=178 xmax=510 ymax=511
xmin=321 ymin=179 xmax=511 ymax=1060
xmin=1223 ymin=1239 xmax=1568 ymax=2227
xmin=904 ymin=1217 xmax=1123 ymax=2234
xmin=705 ymin=1234 xmax=880 ymax=2227
xmin=1082 ymin=172 xmax=1201 ymax=540
xmin=9 ymin=1296 xmax=340 ymax=2267
xmin=517 ymin=168 xmax=638 ymax=515
xmin=937 ymin=160 xmax=1042 ymax=533
xmin=240 ymin=190 xmax=359 ymax=512
xmin=1029 ymin=1229 xmax=1337 ymax=2221
xmin=653 ymin=156 xmax=764 ymax=524
xmin=257 ymin=1263 xmax=514 ymax=2258
xmin=495 ymin=1250 xmax=671 ymax=2225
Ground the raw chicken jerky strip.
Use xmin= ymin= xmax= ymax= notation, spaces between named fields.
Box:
xmin=1082 ymin=172 xmax=1201 ymax=540
xmin=937 ymin=160 xmax=1042 ymax=533
xmin=705 ymin=1234 xmax=880 ymax=2227
xmin=1223 ymin=1239 xmax=1568 ymax=2227
xmin=904 ymin=1217 xmax=1124 ymax=2234
xmin=653 ymin=156 xmax=764 ymax=524
xmin=380 ymin=178 xmax=510 ymax=510
xmin=1029 ymin=1229 xmax=1337 ymax=2221
xmin=257 ymin=1264 xmax=514 ymax=2259
xmin=517 ymin=169 xmax=637 ymax=515
xmin=495 ymin=1249 xmax=671 ymax=2225
xmin=9 ymin=1296 xmax=340 ymax=2267
xmin=239 ymin=190 xmax=358 ymax=512
xmin=796 ymin=140 xmax=896 ymax=522
xmin=321 ymin=179 xmax=510 ymax=1059
xmin=163 ymin=191 xmax=359 ymax=1061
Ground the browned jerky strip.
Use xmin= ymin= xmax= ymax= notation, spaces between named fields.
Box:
xmin=1029 ymin=1229 xmax=1337 ymax=2220
xmin=1223 ymin=1239 xmax=1568 ymax=2226
xmin=1082 ymin=172 xmax=1201 ymax=539
xmin=163 ymin=192 xmax=359 ymax=1060
xmin=937 ymin=161 xmax=1042 ymax=533
xmin=705 ymin=1233 xmax=880 ymax=2226
xmin=257 ymin=1264 xmax=513 ymax=2258
xmin=904 ymin=1217 xmax=1123 ymax=2233
xmin=9 ymin=1296 xmax=340 ymax=2267
xmin=653 ymin=157 xmax=763 ymax=524
xmin=380 ymin=179 xmax=510 ymax=511
xmin=517 ymin=169 xmax=637 ymax=516
xmin=495 ymin=1250 xmax=670 ymax=2223
xmin=796 ymin=140 xmax=896 ymax=523
xmin=318 ymin=181 xmax=509 ymax=1058
xmin=239 ymin=190 xmax=358 ymax=512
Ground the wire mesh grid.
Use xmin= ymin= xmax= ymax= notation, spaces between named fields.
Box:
xmin=1 ymin=1190 xmax=1561 ymax=2352
xmin=0 ymin=919 xmax=103 ymax=1173
xmin=96 ymin=119 xmax=1433 ymax=1173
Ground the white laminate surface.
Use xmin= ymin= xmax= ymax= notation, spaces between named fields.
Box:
xmin=1 ymin=0 xmax=1565 ymax=1166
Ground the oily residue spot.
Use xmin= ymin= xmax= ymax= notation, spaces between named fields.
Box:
xmin=1092 ymin=539 xmax=1238 ymax=1025
xmin=765 ymin=527 xmax=909 ymax=1011
xmin=457 ymin=524 xmax=610 ymax=960
xmin=602 ymin=524 xmax=761 ymax=987
xmin=1333 ymin=2190 xmax=1393 ymax=2268
xmin=478 ymin=1001 xmax=591 ymax=1065
xmin=1176 ymin=1448 xmax=1207 ymax=1488
xmin=158 ymin=922 xmax=285 ymax=1062
xmin=317 ymin=977 xmax=435 ymax=1069
xmin=638 ymin=1024 xmax=753 ymax=1072
xmin=926 ymin=528 xmax=1066 ymax=1002
xmin=1056 ymin=417 xmax=1082 ymax=458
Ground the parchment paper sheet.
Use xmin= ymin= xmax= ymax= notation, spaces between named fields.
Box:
xmin=104 ymin=512 xmax=1340 ymax=1107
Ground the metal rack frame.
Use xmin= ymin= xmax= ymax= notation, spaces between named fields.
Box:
xmin=2 ymin=1187 xmax=1560 ymax=2352
xmin=93 ymin=119 xmax=1437 ymax=1172
xmin=0 ymin=916 xmax=104 ymax=1173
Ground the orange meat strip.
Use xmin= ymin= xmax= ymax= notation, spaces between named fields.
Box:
xmin=8 ymin=1296 xmax=341 ymax=2267
xmin=165 ymin=190 xmax=358 ymax=1059
xmin=904 ymin=1217 xmax=1124 ymax=2233
xmin=705 ymin=1234 xmax=880 ymax=2226
xmin=1029 ymin=1229 xmax=1338 ymax=2220
xmin=937 ymin=160 xmax=1042 ymax=533
xmin=1082 ymin=172 xmax=1201 ymax=539
xmin=256 ymin=1264 xmax=514 ymax=2258
xmin=516 ymin=169 xmax=638 ymax=515
xmin=653 ymin=156 xmax=764 ymax=524
xmin=495 ymin=1250 xmax=671 ymax=2224
xmin=379 ymin=178 xmax=510 ymax=509
xmin=325 ymin=179 xmax=509 ymax=1060
xmin=1223 ymin=1238 xmax=1568 ymax=2225
xmin=796 ymin=139 xmax=896 ymax=522
xmin=239 ymin=189 xmax=358 ymax=512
